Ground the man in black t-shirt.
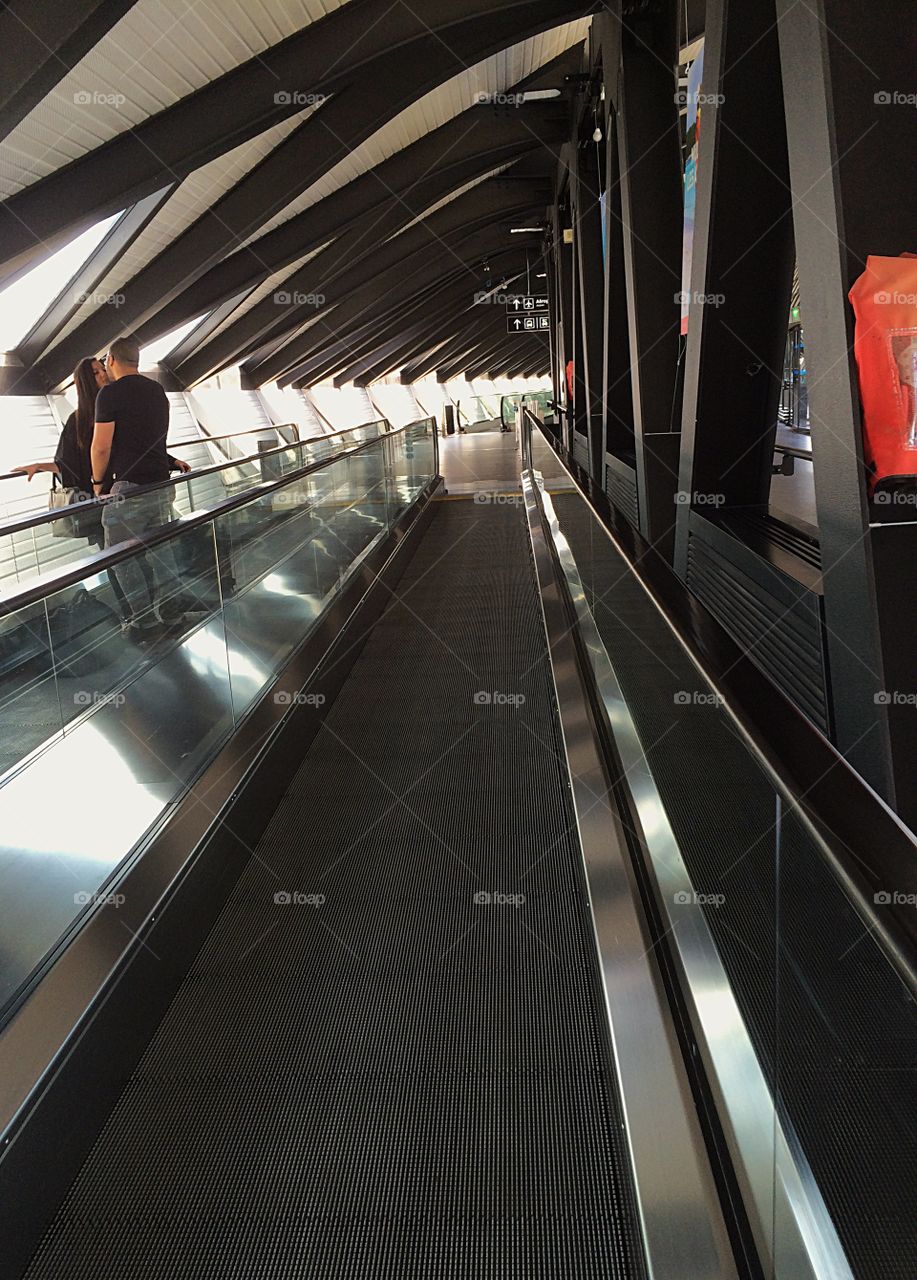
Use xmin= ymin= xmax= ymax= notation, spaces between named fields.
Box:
xmin=91 ymin=337 xmax=185 ymax=636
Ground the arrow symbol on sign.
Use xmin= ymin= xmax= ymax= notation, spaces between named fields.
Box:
xmin=513 ymin=318 xmax=522 ymax=329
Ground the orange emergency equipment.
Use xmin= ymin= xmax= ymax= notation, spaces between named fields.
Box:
xmin=848 ymin=253 xmax=917 ymax=495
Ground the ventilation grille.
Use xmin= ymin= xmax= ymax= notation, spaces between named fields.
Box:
xmin=686 ymin=533 xmax=830 ymax=733
xmin=605 ymin=464 xmax=639 ymax=530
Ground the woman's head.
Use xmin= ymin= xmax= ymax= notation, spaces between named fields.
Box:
xmin=72 ymin=357 xmax=108 ymax=450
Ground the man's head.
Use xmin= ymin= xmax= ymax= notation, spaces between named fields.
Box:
xmin=105 ymin=336 xmax=141 ymax=381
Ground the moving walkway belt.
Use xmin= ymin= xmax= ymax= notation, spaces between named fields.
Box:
xmin=23 ymin=500 xmax=647 ymax=1278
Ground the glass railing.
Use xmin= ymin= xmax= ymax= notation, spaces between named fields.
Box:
xmin=522 ymin=410 xmax=916 ymax=1280
xmin=0 ymin=419 xmax=389 ymax=592
xmin=0 ymin=418 xmax=437 ymax=1020
xmin=501 ymin=390 xmax=554 ymax=430
xmin=456 ymin=395 xmax=499 ymax=426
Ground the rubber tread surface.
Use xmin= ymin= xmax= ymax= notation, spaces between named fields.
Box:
xmin=24 ymin=500 xmax=646 ymax=1279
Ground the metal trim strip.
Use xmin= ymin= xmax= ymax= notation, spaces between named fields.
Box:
xmin=527 ymin=462 xmax=852 ymax=1280
xmin=522 ymin=465 xmax=738 ymax=1280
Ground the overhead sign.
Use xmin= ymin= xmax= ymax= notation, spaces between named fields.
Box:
xmin=507 ymin=314 xmax=550 ymax=333
xmin=506 ymin=294 xmax=549 ymax=313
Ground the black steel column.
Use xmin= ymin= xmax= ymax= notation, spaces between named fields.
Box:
xmin=616 ymin=1 xmax=684 ymax=560
xmin=675 ymin=0 xmax=795 ymax=569
xmin=572 ymin=121 xmax=607 ymax=480
xmin=777 ymin=0 xmax=917 ymax=815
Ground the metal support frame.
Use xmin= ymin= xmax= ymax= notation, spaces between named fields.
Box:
xmin=675 ymin=0 xmax=795 ymax=572
xmin=776 ymin=0 xmax=916 ymax=817
xmin=572 ymin=116 xmax=607 ymax=480
xmin=613 ymin=3 xmax=684 ymax=559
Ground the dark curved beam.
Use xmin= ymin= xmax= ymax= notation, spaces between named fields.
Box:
xmin=343 ymin=268 xmax=529 ymax=385
xmin=0 ymin=0 xmax=592 ymax=281
xmin=255 ymin=234 xmax=540 ymax=387
xmin=275 ymin=245 xmax=535 ymax=388
xmin=36 ymin=15 xmax=578 ymax=388
xmin=135 ymin=73 xmax=575 ymax=349
xmin=437 ymin=319 xmax=514 ymax=382
xmin=279 ymin=248 xmax=536 ymax=388
xmin=173 ymin=179 xmax=549 ymax=385
xmin=0 ymin=0 xmax=139 ymax=143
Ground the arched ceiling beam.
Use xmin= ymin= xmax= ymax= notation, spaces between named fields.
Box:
xmin=436 ymin=321 xmax=515 ymax=382
xmin=135 ymin=67 xmax=576 ymax=348
xmin=341 ymin=269 xmax=529 ymax=386
xmin=253 ymin=234 xmax=540 ymax=387
xmin=278 ymin=249 xmax=534 ymax=388
xmin=0 ymin=0 xmax=139 ymax=143
xmin=0 ymin=0 xmax=592 ymax=282
xmin=173 ymin=179 xmax=549 ymax=385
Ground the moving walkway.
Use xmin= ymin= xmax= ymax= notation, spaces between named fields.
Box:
xmin=0 ymin=412 xmax=913 ymax=1278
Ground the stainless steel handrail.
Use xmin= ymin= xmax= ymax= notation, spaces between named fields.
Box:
xmin=0 ymin=418 xmax=435 ymax=613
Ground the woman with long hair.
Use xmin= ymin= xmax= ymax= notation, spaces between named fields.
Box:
xmin=14 ymin=356 xmax=189 ymax=548
xmin=14 ymin=357 xmax=111 ymax=547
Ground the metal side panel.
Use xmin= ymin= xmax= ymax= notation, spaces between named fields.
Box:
xmin=522 ymin=471 xmax=738 ymax=1280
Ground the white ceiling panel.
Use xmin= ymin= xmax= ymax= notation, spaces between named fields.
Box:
xmin=47 ymin=108 xmax=314 ymax=350
xmin=238 ymin=19 xmax=589 ymax=247
xmin=0 ymin=0 xmax=350 ymax=198
xmin=198 ymin=243 xmax=331 ymax=346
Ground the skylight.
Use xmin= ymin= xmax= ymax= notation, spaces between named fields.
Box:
xmin=0 ymin=214 xmax=123 ymax=352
